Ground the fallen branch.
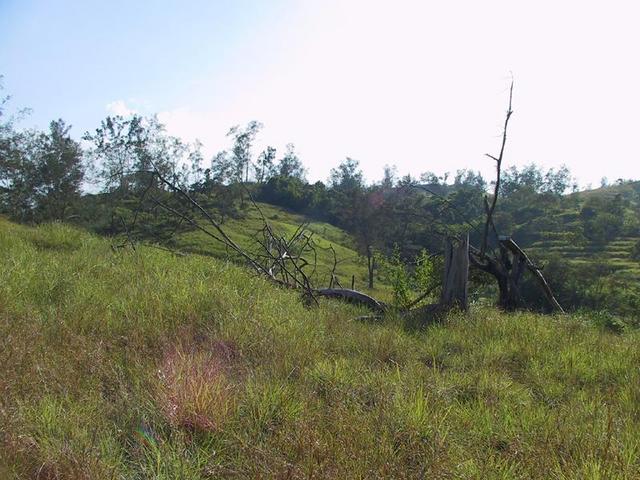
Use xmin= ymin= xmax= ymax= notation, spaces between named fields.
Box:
xmin=314 ymin=288 xmax=386 ymax=312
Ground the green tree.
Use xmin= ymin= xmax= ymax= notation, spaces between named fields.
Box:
xmin=83 ymin=115 xmax=146 ymax=194
xmin=0 ymin=79 xmax=35 ymax=221
xmin=0 ymin=120 xmax=84 ymax=222
xmin=277 ymin=143 xmax=306 ymax=180
xmin=255 ymin=146 xmax=277 ymax=183
xmin=383 ymin=245 xmax=411 ymax=309
xmin=207 ymin=150 xmax=239 ymax=222
xmin=0 ymin=130 xmax=36 ymax=221
xmin=32 ymin=119 xmax=84 ymax=221
xmin=226 ymin=121 xmax=262 ymax=183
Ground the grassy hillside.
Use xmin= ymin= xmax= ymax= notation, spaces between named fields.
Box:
xmin=575 ymin=180 xmax=640 ymax=201
xmin=2 ymin=219 xmax=640 ymax=478
xmin=154 ymin=202 xmax=392 ymax=300
xmin=529 ymin=236 xmax=640 ymax=282
xmin=526 ymin=182 xmax=640 ymax=280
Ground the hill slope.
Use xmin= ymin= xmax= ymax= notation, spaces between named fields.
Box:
xmin=526 ymin=181 xmax=640 ymax=280
xmin=1 ymin=220 xmax=640 ymax=478
xmin=170 ymin=202 xmax=388 ymax=296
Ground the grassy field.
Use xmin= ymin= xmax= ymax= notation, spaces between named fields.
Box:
xmin=2 ymin=219 xmax=640 ymax=479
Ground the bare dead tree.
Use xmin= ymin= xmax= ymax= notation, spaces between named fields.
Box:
xmin=468 ymin=81 xmax=565 ymax=313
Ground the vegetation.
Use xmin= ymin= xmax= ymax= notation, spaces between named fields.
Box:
xmin=2 ymin=78 xmax=639 ymax=314
xmin=2 ymin=220 xmax=640 ymax=478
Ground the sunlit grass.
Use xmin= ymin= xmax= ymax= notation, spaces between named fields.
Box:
xmin=1 ymin=218 xmax=639 ymax=478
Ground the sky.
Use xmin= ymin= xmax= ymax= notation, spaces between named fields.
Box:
xmin=1 ymin=0 xmax=639 ymax=187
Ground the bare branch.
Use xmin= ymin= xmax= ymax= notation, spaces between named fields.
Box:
xmin=481 ymin=80 xmax=514 ymax=256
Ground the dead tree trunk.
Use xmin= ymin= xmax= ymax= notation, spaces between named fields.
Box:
xmin=409 ymin=235 xmax=470 ymax=323
xmin=440 ymin=234 xmax=470 ymax=311
xmin=499 ymin=236 xmax=563 ymax=312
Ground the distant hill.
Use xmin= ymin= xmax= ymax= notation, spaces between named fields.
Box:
xmin=572 ymin=180 xmax=640 ymax=202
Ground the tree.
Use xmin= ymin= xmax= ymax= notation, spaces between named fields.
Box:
xmin=277 ymin=143 xmax=306 ymax=180
xmin=542 ymin=166 xmax=573 ymax=195
xmin=0 ymin=120 xmax=84 ymax=222
xmin=226 ymin=121 xmax=262 ymax=183
xmin=0 ymin=79 xmax=36 ymax=221
xmin=0 ymin=129 xmax=36 ymax=221
xmin=83 ymin=115 xmax=147 ymax=194
xmin=469 ymin=82 xmax=564 ymax=312
xmin=207 ymin=150 xmax=239 ymax=222
xmin=453 ymin=169 xmax=486 ymax=190
xmin=380 ymin=164 xmax=397 ymax=189
xmin=32 ymin=119 xmax=84 ymax=221
xmin=329 ymin=157 xmax=363 ymax=194
xmin=353 ymin=188 xmax=384 ymax=289
xmin=327 ymin=157 xmax=365 ymax=225
xmin=84 ymin=115 xmax=196 ymax=195
xmin=580 ymin=194 xmax=625 ymax=243
xmin=419 ymin=171 xmax=440 ymax=185
xmin=255 ymin=146 xmax=277 ymax=183
xmin=328 ymin=158 xmax=382 ymax=288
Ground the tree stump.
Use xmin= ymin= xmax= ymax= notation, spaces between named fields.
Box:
xmin=440 ymin=233 xmax=469 ymax=311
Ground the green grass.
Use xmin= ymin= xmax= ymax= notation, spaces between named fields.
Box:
xmin=167 ymin=202 xmax=391 ymax=300
xmin=530 ymin=235 xmax=640 ymax=280
xmin=2 ymin=219 xmax=640 ymax=478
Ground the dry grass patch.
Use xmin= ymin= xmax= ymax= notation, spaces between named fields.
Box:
xmin=157 ymin=335 xmax=240 ymax=434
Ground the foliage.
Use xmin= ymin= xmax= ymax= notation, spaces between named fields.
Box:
xmin=277 ymin=143 xmax=306 ymax=180
xmin=384 ymin=245 xmax=412 ymax=309
xmin=254 ymin=145 xmax=277 ymax=183
xmin=83 ymin=114 xmax=200 ymax=195
xmin=380 ymin=246 xmax=438 ymax=309
xmin=517 ymin=252 xmax=640 ymax=318
xmin=631 ymin=239 xmax=640 ymax=261
xmin=226 ymin=120 xmax=263 ymax=183
xmin=1 ymin=80 xmax=639 ymax=314
xmin=1 ymin=119 xmax=84 ymax=222
xmin=414 ymin=248 xmax=436 ymax=293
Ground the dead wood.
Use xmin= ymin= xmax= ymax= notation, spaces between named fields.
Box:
xmin=481 ymin=81 xmax=513 ymax=256
xmin=440 ymin=233 xmax=470 ymax=311
xmin=127 ymin=86 xmax=563 ymax=320
xmin=499 ymin=236 xmax=565 ymax=313
xmin=314 ymin=288 xmax=386 ymax=312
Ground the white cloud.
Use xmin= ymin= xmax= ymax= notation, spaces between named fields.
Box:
xmin=105 ymin=100 xmax=137 ymax=117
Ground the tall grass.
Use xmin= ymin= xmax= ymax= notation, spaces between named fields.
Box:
xmin=1 ymin=219 xmax=639 ymax=478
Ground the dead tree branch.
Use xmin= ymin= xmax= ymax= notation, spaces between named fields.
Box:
xmin=481 ymin=80 xmax=513 ymax=256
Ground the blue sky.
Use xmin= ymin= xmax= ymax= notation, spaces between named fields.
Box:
xmin=1 ymin=0 xmax=282 ymax=130
xmin=2 ymin=0 xmax=639 ymax=187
